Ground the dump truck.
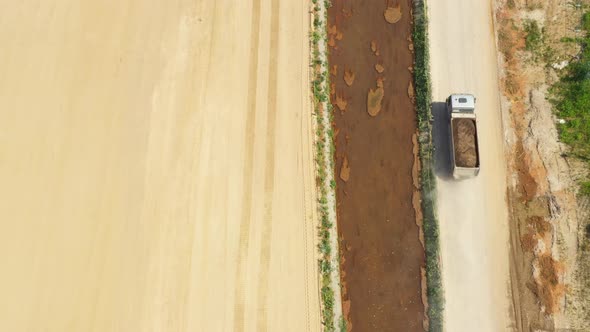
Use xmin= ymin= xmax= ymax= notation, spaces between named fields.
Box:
xmin=447 ymin=94 xmax=480 ymax=179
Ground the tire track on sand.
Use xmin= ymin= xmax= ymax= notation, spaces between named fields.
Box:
xmin=255 ymin=0 xmax=279 ymax=330
xmin=233 ymin=0 xmax=261 ymax=330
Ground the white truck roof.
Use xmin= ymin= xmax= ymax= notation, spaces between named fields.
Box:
xmin=448 ymin=94 xmax=476 ymax=111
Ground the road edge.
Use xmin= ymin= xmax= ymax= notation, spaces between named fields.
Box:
xmin=413 ymin=1 xmax=444 ymax=331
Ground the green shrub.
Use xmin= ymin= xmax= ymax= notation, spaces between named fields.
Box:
xmin=524 ymin=20 xmax=543 ymax=52
xmin=582 ymin=11 xmax=590 ymax=32
xmin=552 ymin=11 xmax=590 ymax=163
xmin=339 ymin=316 xmax=347 ymax=332
xmin=551 ymin=11 xmax=590 ymax=200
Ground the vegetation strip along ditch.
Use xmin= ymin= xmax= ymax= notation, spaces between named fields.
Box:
xmin=309 ymin=0 xmax=345 ymax=331
xmin=413 ymin=0 xmax=444 ymax=331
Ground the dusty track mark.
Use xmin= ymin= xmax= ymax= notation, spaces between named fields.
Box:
xmin=233 ymin=0 xmax=262 ymax=329
xmin=256 ymin=0 xmax=280 ymax=330
xmin=199 ymin=1 xmax=218 ymax=108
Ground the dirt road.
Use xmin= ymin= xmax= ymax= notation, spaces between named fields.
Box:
xmin=428 ymin=1 xmax=513 ymax=331
xmin=0 ymin=1 xmax=320 ymax=331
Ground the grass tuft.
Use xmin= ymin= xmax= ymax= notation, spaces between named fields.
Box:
xmin=524 ymin=19 xmax=542 ymax=52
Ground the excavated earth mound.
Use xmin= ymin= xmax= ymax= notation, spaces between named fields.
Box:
xmin=453 ymin=118 xmax=478 ymax=167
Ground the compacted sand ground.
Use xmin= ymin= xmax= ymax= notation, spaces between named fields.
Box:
xmin=0 ymin=1 xmax=320 ymax=331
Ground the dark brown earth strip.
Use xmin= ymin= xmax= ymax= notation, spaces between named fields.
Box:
xmin=328 ymin=0 xmax=426 ymax=331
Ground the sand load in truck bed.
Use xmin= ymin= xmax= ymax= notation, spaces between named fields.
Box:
xmin=452 ymin=118 xmax=478 ymax=167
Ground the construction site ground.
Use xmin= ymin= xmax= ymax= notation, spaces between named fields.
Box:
xmin=0 ymin=1 xmax=321 ymax=331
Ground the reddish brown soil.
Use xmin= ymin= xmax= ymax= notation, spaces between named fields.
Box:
xmin=328 ymin=1 xmax=426 ymax=331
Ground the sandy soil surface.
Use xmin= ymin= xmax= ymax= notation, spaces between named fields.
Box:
xmin=328 ymin=1 xmax=426 ymax=330
xmin=428 ymin=1 xmax=514 ymax=331
xmin=0 ymin=1 xmax=321 ymax=331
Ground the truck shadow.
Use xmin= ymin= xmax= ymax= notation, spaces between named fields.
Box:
xmin=431 ymin=102 xmax=453 ymax=180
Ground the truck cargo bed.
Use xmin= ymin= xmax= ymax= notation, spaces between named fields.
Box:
xmin=451 ymin=118 xmax=479 ymax=168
